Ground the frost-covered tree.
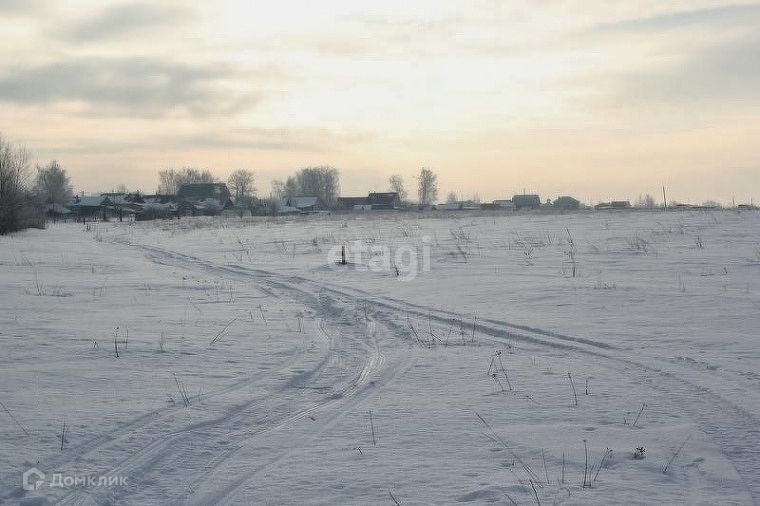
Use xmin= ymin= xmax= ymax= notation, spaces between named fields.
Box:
xmin=34 ymin=160 xmax=72 ymax=205
xmin=158 ymin=167 xmax=215 ymax=194
xmin=282 ymin=166 xmax=341 ymax=206
xmin=0 ymin=134 xmax=39 ymax=234
xmin=388 ymin=174 xmax=407 ymax=202
xmin=227 ymin=169 xmax=255 ymax=200
xmin=271 ymin=179 xmax=286 ymax=200
xmin=635 ymin=194 xmax=657 ymax=208
xmin=417 ymin=168 xmax=438 ymax=206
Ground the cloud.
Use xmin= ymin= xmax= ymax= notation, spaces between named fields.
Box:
xmin=58 ymin=2 xmax=194 ymax=41
xmin=616 ymin=31 xmax=760 ymax=103
xmin=36 ymin=126 xmax=373 ymax=156
xmin=0 ymin=0 xmax=41 ymax=13
xmin=149 ymin=127 xmax=374 ymax=154
xmin=595 ymin=3 xmax=760 ymax=32
xmin=0 ymin=57 xmax=262 ymax=117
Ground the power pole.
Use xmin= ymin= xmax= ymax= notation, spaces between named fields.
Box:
xmin=662 ymin=186 xmax=667 ymax=209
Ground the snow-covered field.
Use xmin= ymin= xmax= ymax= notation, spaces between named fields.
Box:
xmin=1 ymin=210 xmax=759 ymax=505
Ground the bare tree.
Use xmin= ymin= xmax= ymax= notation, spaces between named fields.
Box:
xmin=446 ymin=191 xmax=458 ymax=204
xmin=34 ymin=160 xmax=72 ymax=205
xmin=227 ymin=169 xmax=255 ymax=201
xmin=388 ymin=174 xmax=408 ymax=202
xmin=283 ymin=166 xmax=341 ymax=206
xmin=417 ymin=168 xmax=438 ymax=206
xmin=271 ymin=179 xmax=286 ymax=200
xmin=158 ymin=167 xmax=215 ymax=194
xmin=0 ymin=134 xmax=39 ymax=234
xmin=284 ymin=176 xmax=298 ymax=197
xmin=635 ymin=194 xmax=657 ymax=208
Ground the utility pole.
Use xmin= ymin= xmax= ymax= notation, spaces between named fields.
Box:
xmin=662 ymin=186 xmax=667 ymax=209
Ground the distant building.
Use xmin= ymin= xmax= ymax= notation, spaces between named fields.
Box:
xmin=512 ymin=194 xmax=541 ymax=210
xmin=337 ymin=196 xmax=371 ymax=210
xmin=434 ymin=200 xmax=481 ymax=211
xmin=68 ymin=195 xmax=113 ymax=220
xmin=281 ymin=196 xmax=323 ymax=213
xmin=595 ymin=200 xmax=631 ymax=210
xmin=177 ymin=183 xmax=232 ymax=206
xmin=492 ymin=200 xmax=515 ymax=210
xmin=553 ymin=196 xmax=580 ymax=210
xmin=367 ymin=192 xmax=401 ymax=209
xmin=138 ymin=195 xmax=178 ymax=220
xmin=142 ymin=194 xmax=177 ymax=205
xmin=338 ymin=192 xmax=401 ymax=211
xmin=177 ymin=183 xmax=233 ymax=215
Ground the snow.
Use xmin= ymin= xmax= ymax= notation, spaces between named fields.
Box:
xmin=1 ymin=210 xmax=758 ymax=505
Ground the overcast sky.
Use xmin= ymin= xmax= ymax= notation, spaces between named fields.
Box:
xmin=1 ymin=0 xmax=759 ymax=203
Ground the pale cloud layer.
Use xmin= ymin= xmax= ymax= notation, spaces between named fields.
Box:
xmin=0 ymin=0 xmax=758 ymax=203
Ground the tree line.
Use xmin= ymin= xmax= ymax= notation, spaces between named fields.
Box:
xmin=0 ymin=130 xmax=445 ymax=234
xmin=0 ymin=134 xmax=74 ymax=235
xmin=158 ymin=165 xmax=439 ymax=209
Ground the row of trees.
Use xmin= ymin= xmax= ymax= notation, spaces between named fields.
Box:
xmin=1 ymin=134 xmax=441 ymax=235
xmin=158 ymin=168 xmax=216 ymax=195
xmin=157 ymin=167 xmax=258 ymax=202
xmin=1 ymin=134 xmax=74 ymax=235
xmin=384 ymin=168 xmax=438 ymax=206
xmin=269 ymin=167 xmax=438 ymax=207
xmin=271 ymin=166 xmax=341 ymax=206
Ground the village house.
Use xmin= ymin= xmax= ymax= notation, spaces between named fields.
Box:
xmin=177 ymin=183 xmax=233 ymax=215
xmin=337 ymin=192 xmax=401 ymax=211
xmin=280 ymin=196 xmax=323 ymax=213
xmin=595 ymin=200 xmax=631 ymax=210
xmin=68 ymin=195 xmax=113 ymax=221
xmin=512 ymin=194 xmax=541 ymax=210
xmin=492 ymin=200 xmax=515 ymax=210
xmin=553 ymin=196 xmax=581 ymax=210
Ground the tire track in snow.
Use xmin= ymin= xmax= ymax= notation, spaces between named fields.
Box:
xmin=49 ymin=242 xmax=413 ymax=506
xmin=53 ymin=315 xmax=369 ymax=506
xmin=0 ymin=341 xmax=307 ymax=503
xmin=113 ymin=240 xmax=760 ymax=503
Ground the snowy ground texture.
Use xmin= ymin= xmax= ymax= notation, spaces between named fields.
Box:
xmin=1 ymin=210 xmax=759 ymax=505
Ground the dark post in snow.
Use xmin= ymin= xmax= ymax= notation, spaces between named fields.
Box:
xmin=340 ymin=244 xmax=347 ymax=265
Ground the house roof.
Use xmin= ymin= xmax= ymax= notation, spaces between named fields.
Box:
xmin=286 ymin=196 xmax=319 ymax=209
xmin=177 ymin=183 xmax=231 ymax=202
xmin=69 ymin=196 xmax=109 ymax=207
xmin=143 ymin=194 xmax=177 ymax=204
xmin=108 ymin=195 xmax=134 ymax=206
xmin=368 ymin=192 xmax=400 ymax=207
xmin=512 ymin=194 xmax=541 ymax=207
